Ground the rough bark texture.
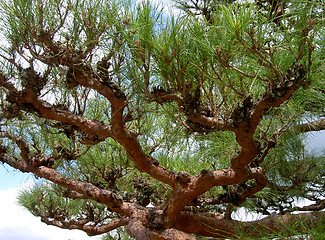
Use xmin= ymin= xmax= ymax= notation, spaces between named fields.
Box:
xmin=0 ymin=0 xmax=324 ymax=239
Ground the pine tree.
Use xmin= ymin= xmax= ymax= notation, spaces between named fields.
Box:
xmin=0 ymin=0 xmax=324 ymax=239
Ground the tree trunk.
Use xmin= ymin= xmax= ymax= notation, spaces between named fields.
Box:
xmin=128 ymin=211 xmax=325 ymax=239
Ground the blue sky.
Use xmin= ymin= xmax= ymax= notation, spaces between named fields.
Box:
xmin=305 ymin=130 xmax=325 ymax=154
xmin=0 ymin=180 xmax=102 ymax=240
xmin=0 ymin=167 xmax=32 ymax=190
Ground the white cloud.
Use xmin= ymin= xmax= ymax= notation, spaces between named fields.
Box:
xmin=136 ymin=0 xmax=181 ymax=16
xmin=232 ymin=207 xmax=266 ymax=222
xmin=0 ymin=182 xmax=101 ymax=240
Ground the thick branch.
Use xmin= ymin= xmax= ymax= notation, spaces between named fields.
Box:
xmin=0 ymin=131 xmax=30 ymax=160
xmin=287 ymin=199 xmax=325 ymax=213
xmin=60 ymin=60 xmax=178 ymax=187
xmin=231 ymin=63 xmax=308 ymax=169
xmin=163 ymin=167 xmax=266 ymax=225
xmin=149 ymin=87 xmax=233 ymax=132
xmin=237 ymin=167 xmax=268 ymax=202
xmin=1 ymin=72 xmax=113 ymax=144
xmin=21 ymin=92 xmax=113 ymax=144
xmin=127 ymin=210 xmax=196 ymax=240
xmin=174 ymin=211 xmax=325 ymax=239
xmin=2 ymin=69 xmax=177 ymax=186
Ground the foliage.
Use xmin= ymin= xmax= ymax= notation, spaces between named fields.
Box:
xmin=0 ymin=0 xmax=324 ymax=239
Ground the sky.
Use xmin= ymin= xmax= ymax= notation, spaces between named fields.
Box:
xmin=305 ymin=130 xmax=325 ymax=154
xmin=0 ymin=174 xmax=101 ymax=240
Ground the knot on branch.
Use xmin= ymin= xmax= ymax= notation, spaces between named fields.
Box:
xmin=5 ymin=90 xmax=40 ymax=115
xmin=101 ymin=80 xmax=126 ymax=100
xmin=81 ymin=132 xmax=105 ymax=145
xmin=185 ymin=120 xmax=215 ymax=134
xmin=133 ymin=177 xmax=155 ymax=207
xmin=103 ymin=168 xmax=122 ymax=188
xmin=271 ymin=63 xmax=308 ymax=98
xmin=176 ymin=171 xmax=192 ymax=184
xmin=150 ymin=86 xmax=172 ymax=104
xmin=230 ymin=95 xmax=254 ymax=125
xmin=182 ymin=87 xmax=204 ymax=118
xmin=200 ymin=169 xmax=211 ymax=175
xmin=97 ymin=58 xmax=111 ymax=83
xmin=110 ymin=192 xmax=124 ymax=209
xmin=284 ymin=63 xmax=308 ymax=88
xmin=66 ymin=67 xmax=80 ymax=89
xmin=0 ymin=144 xmax=9 ymax=154
xmin=20 ymin=67 xmax=47 ymax=96
xmin=2 ymin=103 xmax=26 ymax=120
xmin=29 ymin=155 xmax=55 ymax=168
xmin=219 ymin=185 xmax=242 ymax=206
xmin=147 ymin=209 xmax=166 ymax=229
xmin=146 ymin=155 xmax=160 ymax=166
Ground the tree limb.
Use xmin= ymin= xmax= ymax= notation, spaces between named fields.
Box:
xmin=1 ymin=68 xmax=177 ymax=186
xmin=0 ymin=152 xmax=132 ymax=216
xmin=163 ymin=167 xmax=267 ymax=225
xmin=127 ymin=209 xmax=197 ymax=240
xmin=286 ymin=199 xmax=325 ymax=213
xmin=174 ymin=210 xmax=325 ymax=239
xmin=41 ymin=217 xmax=129 ymax=236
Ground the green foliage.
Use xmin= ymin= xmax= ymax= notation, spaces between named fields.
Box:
xmin=0 ymin=0 xmax=324 ymax=239
xmin=221 ymin=2 xmax=255 ymax=37
xmin=232 ymin=214 xmax=325 ymax=240
xmin=18 ymin=182 xmax=117 ymax=228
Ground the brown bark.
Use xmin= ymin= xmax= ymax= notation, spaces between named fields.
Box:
xmin=1 ymin=68 xmax=177 ymax=187
xmin=1 ymin=59 xmax=320 ymax=239
xmin=0 ymin=152 xmax=132 ymax=216
xmin=126 ymin=209 xmax=197 ymax=240
xmin=163 ymin=167 xmax=267 ymax=226
xmin=41 ymin=217 xmax=129 ymax=236
xmin=151 ymin=62 xmax=308 ymax=226
xmin=174 ymin=211 xmax=325 ymax=239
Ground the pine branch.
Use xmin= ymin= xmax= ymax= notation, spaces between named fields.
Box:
xmin=41 ymin=217 xmax=129 ymax=236
xmin=295 ymin=119 xmax=325 ymax=133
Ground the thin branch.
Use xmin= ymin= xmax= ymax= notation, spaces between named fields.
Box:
xmin=295 ymin=119 xmax=325 ymax=133
xmin=286 ymin=199 xmax=325 ymax=213
xmin=41 ymin=217 xmax=129 ymax=236
xmin=0 ymin=152 xmax=132 ymax=216
xmin=226 ymin=65 xmax=267 ymax=82
xmin=0 ymin=131 xmax=30 ymax=160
